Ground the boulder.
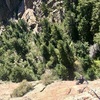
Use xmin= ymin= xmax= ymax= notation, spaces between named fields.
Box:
xmin=89 ymin=43 xmax=100 ymax=58
xmin=22 ymin=9 xmax=36 ymax=27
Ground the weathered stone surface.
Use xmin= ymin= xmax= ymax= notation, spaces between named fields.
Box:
xmin=1 ymin=80 xmax=100 ymax=100
xmin=0 ymin=0 xmax=65 ymax=25
xmin=89 ymin=43 xmax=100 ymax=58
xmin=22 ymin=9 xmax=36 ymax=26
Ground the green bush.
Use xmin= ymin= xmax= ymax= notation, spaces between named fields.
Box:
xmin=0 ymin=20 xmax=39 ymax=82
xmin=9 ymin=66 xmax=37 ymax=82
xmin=0 ymin=66 xmax=10 ymax=81
xmin=55 ymin=64 xmax=68 ymax=80
xmin=90 ymin=60 xmax=100 ymax=79
xmin=86 ymin=67 xmax=96 ymax=80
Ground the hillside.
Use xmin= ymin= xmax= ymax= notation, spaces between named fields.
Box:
xmin=0 ymin=0 xmax=100 ymax=90
xmin=0 ymin=80 xmax=100 ymax=100
xmin=0 ymin=1 xmax=100 ymax=99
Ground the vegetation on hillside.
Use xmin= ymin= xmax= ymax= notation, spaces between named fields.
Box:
xmin=0 ymin=0 xmax=100 ymax=82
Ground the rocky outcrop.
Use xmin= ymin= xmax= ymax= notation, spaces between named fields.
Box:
xmin=0 ymin=0 xmax=65 ymax=28
xmin=25 ymin=0 xmax=65 ymax=24
xmin=0 ymin=0 xmax=65 ymax=35
xmin=18 ymin=0 xmax=34 ymax=18
xmin=1 ymin=80 xmax=100 ymax=100
xmin=89 ymin=43 xmax=100 ymax=58
xmin=21 ymin=9 xmax=36 ymax=27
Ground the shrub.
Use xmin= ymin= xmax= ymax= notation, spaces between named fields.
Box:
xmin=55 ymin=64 xmax=68 ymax=80
xmin=41 ymin=69 xmax=59 ymax=85
xmin=11 ymin=80 xmax=33 ymax=97
xmin=0 ymin=65 xmax=10 ymax=81
xmin=86 ymin=67 xmax=96 ymax=80
xmin=74 ymin=60 xmax=83 ymax=74
xmin=9 ymin=66 xmax=37 ymax=82
xmin=90 ymin=60 xmax=100 ymax=79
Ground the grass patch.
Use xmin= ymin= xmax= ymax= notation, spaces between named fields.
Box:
xmin=11 ymin=80 xmax=33 ymax=97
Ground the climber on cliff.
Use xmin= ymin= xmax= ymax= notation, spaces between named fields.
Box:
xmin=76 ymin=75 xmax=88 ymax=85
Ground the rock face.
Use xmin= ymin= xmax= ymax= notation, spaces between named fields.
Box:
xmin=0 ymin=80 xmax=100 ymax=100
xmin=89 ymin=43 xmax=100 ymax=58
xmin=0 ymin=0 xmax=9 ymax=22
xmin=5 ymin=0 xmax=20 ymax=12
xmin=0 ymin=0 xmax=65 ymax=23
xmin=0 ymin=0 xmax=65 ymax=34
xmin=0 ymin=0 xmax=21 ymax=22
